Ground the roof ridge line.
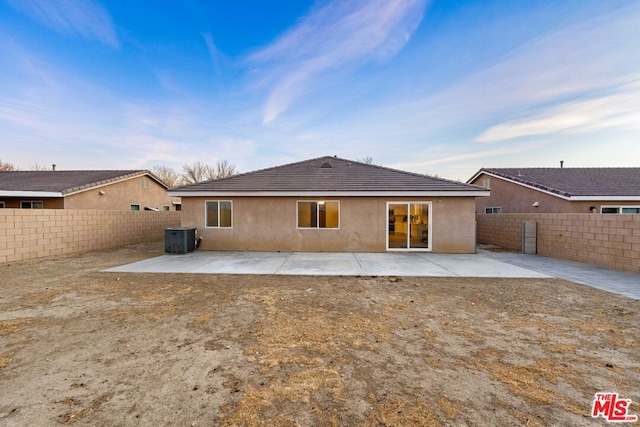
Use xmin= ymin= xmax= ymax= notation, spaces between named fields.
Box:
xmin=172 ymin=156 xmax=337 ymax=190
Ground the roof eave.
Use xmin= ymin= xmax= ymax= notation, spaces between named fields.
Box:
xmin=62 ymin=171 xmax=166 ymax=196
xmin=571 ymin=196 xmax=640 ymax=201
xmin=169 ymin=190 xmax=490 ymax=197
xmin=0 ymin=190 xmax=63 ymax=198
xmin=470 ymin=171 xmax=572 ymax=200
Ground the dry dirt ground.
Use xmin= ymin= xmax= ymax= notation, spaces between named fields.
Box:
xmin=1 ymin=243 xmax=639 ymax=426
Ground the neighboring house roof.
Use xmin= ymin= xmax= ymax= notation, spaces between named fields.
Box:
xmin=468 ymin=168 xmax=640 ymax=201
xmin=0 ymin=170 xmax=166 ymax=198
xmin=171 ymin=156 xmax=488 ymax=197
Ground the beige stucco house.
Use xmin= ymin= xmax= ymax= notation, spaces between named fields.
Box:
xmin=170 ymin=156 xmax=489 ymax=253
xmin=0 ymin=170 xmax=179 ymax=211
xmin=468 ymin=167 xmax=640 ymax=214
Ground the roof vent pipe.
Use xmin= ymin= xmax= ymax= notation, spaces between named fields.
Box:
xmin=52 ymin=164 xmax=56 ymax=171
xmin=560 ymin=160 xmax=564 ymax=168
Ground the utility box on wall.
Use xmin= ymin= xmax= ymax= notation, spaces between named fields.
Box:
xmin=522 ymin=221 xmax=537 ymax=255
xmin=165 ymin=227 xmax=197 ymax=254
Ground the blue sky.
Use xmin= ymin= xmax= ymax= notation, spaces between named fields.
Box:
xmin=1 ymin=0 xmax=638 ymax=181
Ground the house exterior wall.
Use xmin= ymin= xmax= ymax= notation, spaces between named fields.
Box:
xmin=180 ymin=196 xmax=477 ymax=253
xmin=470 ymin=173 xmax=640 ymax=213
xmin=0 ymin=176 xmax=178 ymax=211
xmin=0 ymin=209 xmax=181 ymax=263
xmin=64 ymin=176 xmax=178 ymax=211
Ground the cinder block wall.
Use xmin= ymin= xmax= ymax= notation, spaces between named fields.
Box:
xmin=477 ymin=213 xmax=640 ymax=273
xmin=0 ymin=209 xmax=181 ymax=263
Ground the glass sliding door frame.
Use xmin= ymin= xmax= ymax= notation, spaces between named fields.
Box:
xmin=386 ymin=201 xmax=432 ymax=252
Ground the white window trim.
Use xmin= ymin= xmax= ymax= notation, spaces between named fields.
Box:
xmin=386 ymin=201 xmax=432 ymax=252
xmin=130 ymin=204 xmax=140 ymax=211
xmin=601 ymin=205 xmax=640 ymax=214
xmin=485 ymin=207 xmax=502 ymax=214
xmin=162 ymin=205 xmax=170 ymax=211
xmin=205 ymin=200 xmax=233 ymax=228
xmin=296 ymin=200 xmax=340 ymax=229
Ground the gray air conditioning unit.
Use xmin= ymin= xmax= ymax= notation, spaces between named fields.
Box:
xmin=165 ymin=227 xmax=197 ymax=254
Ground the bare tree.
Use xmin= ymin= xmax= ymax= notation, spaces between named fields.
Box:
xmin=151 ymin=165 xmax=182 ymax=187
xmin=181 ymin=161 xmax=216 ymax=184
xmin=215 ymin=160 xmax=237 ymax=179
xmin=357 ymin=156 xmax=374 ymax=164
xmin=181 ymin=160 xmax=237 ymax=184
xmin=0 ymin=159 xmax=16 ymax=171
xmin=30 ymin=163 xmax=53 ymax=171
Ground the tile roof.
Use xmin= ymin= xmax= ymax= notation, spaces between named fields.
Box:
xmin=472 ymin=168 xmax=640 ymax=197
xmin=0 ymin=170 xmax=164 ymax=195
xmin=173 ymin=156 xmax=485 ymax=195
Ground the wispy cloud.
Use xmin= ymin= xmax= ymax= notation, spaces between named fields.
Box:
xmin=391 ymin=2 xmax=640 ymax=136
xmin=391 ymin=140 xmax=549 ymax=172
xmin=476 ymin=79 xmax=640 ymax=142
xmin=7 ymin=0 xmax=119 ymax=48
xmin=202 ymin=32 xmax=222 ymax=76
xmin=246 ymin=0 xmax=429 ymax=123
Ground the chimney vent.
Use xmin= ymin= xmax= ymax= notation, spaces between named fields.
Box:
xmin=560 ymin=160 xmax=564 ymax=168
xmin=52 ymin=164 xmax=57 ymax=171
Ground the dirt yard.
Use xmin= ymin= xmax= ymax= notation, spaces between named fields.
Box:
xmin=1 ymin=243 xmax=638 ymax=426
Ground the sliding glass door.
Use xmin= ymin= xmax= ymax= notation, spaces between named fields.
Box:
xmin=387 ymin=202 xmax=431 ymax=251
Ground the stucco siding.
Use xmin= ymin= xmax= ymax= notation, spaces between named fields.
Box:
xmin=64 ymin=176 xmax=177 ymax=211
xmin=431 ymin=197 xmax=477 ymax=252
xmin=181 ymin=196 xmax=477 ymax=253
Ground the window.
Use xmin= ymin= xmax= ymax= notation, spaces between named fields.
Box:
xmin=485 ymin=207 xmax=501 ymax=214
xmin=162 ymin=205 xmax=170 ymax=211
xmin=206 ymin=201 xmax=232 ymax=228
xmin=130 ymin=204 xmax=140 ymax=211
xmin=0 ymin=202 xmax=4 ymax=208
xmin=621 ymin=207 xmax=640 ymax=214
xmin=21 ymin=201 xmax=43 ymax=209
xmin=297 ymin=201 xmax=339 ymax=228
xmin=139 ymin=177 xmax=149 ymax=188
xmin=602 ymin=206 xmax=640 ymax=214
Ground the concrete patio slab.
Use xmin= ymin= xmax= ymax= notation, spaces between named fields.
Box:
xmin=104 ymin=250 xmax=549 ymax=278
xmin=478 ymin=250 xmax=640 ymax=300
xmin=103 ymin=248 xmax=640 ymax=300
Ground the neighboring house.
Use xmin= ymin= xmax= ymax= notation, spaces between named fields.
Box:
xmin=169 ymin=156 xmax=489 ymax=253
xmin=468 ymin=167 xmax=640 ymax=214
xmin=0 ymin=170 xmax=180 ymax=211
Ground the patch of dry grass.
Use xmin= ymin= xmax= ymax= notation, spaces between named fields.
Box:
xmin=0 ymin=318 xmax=40 ymax=337
xmin=23 ymin=287 xmax=71 ymax=304
xmin=0 ymin=356 xmax=11 ymax=368
xmin=223 ymin=369 xmax=344 ymax=426
xmin=437 ymin=396 xmax=458 ymax=419
xmin=222 ymin=288 xmax=397 ymax=424
xmin=192 ymin=311 xmax=214 ymax=324
xmin=58 ymin=392 xmax=114 ymax=424
xmin=245 ymin=291 xmax=392 ymax=372
xmin=363 ymin=397 xmax=441 ymax=427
